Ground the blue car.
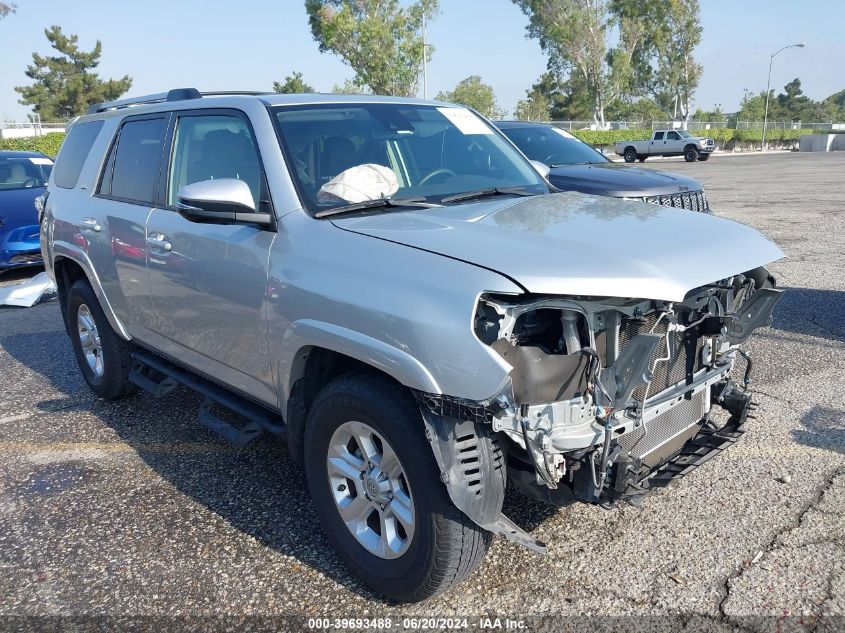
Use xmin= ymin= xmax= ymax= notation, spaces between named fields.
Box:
xmin=0 ymin=150 xmax=53 ymax=271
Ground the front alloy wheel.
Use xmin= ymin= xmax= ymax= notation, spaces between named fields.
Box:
xmin=304 ymin=373 xmax=491 ymax=602
xmin=327 ymin=420 xmax=415 ymax=559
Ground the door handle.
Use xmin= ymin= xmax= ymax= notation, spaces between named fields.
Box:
xmin=146 ymin=233 xmax=172 ymax=252
xmin=80 ymin=217 xmax=101 ymax=232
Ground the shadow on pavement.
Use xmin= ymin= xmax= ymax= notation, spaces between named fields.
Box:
xmin=793 ymin=405 xmax=845 ymax=456
xmin=772 ymin=287 xmax=845 ymax=342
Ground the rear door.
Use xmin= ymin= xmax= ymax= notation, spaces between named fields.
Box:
xmin=87 ymin=114 xmax=170 ymax=333
xmin=143 ymin=109 xmax=277 ymax=405
xmin=650 ymin=131 xmax=665 ymax=154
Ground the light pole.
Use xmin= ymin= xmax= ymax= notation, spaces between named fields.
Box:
xmin=762 ymin=42 xmax=805 ymax=150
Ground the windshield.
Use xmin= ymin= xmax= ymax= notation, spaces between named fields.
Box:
xmin=677 ymin=130 xmax=691 ymax=138
xmin=0 ymin=156 xmax=52 ymax=191
xmin=500 ymin=126 xmax=609 ymax=166
xmin=272 ymin=103 xmax=548 ymax=214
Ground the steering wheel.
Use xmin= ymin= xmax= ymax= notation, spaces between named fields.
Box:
xmin=418 ymin=167 xmax=456 ymax=186
xmin=22 ymin=178 xmax=40 ymax=188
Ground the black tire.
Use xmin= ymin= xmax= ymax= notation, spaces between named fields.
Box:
xmin=304 ymin=373 xmax=491 ymax=602
xmin=637 ymin=155 xmax=647 ymax=163
xmin=698 ymin=153 xmax=710 ymax=161
xmin=623 ymin=147 xmax=637 ymax=163
xmin=67 ymin=279 xmax=136 ymax=399
xmin=684 ymin=146 xmax=699 ymax=162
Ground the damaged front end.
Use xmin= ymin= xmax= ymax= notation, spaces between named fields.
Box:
xmin=417 ymin=268 xmax=783 ymax=552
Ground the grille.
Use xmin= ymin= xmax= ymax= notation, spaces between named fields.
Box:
xmin=617 ymin=390 xmax=705 ymax=461
xmin=643 ymin=190 xmax=709 ymax=213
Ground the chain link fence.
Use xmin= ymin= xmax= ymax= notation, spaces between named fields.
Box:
xmin=0 ymin=121 xmax=67 ymax=139
xmin=548 ymin=120 xmax=840 ymax=132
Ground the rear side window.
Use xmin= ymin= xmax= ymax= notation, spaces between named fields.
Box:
xmin=653 ymin=132 xmax=664 ymax=140
xmin=100 ymin=117 xmax=167 ymax=204
xmin=53 ymin=120 xmax=104 ymax=189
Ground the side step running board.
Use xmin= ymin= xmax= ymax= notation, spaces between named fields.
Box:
xmin=129 ymin=349 xmax=286 ymax=447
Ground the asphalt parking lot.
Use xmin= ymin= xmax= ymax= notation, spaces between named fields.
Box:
xmin=1 ymin=151 xmax=844 ymax=631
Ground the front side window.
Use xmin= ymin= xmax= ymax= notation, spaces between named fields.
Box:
xmin=102 ymin=118 xmax=167 ymax=203
xmin=677 ymin=130 xmax=691 ymax=138
xmin=0 ymin=156 xmax=53 ymax=191
xmin=667 ymin=131 xmax=680 ymax=140
xmin=502 ymin=126 xmax=608 ymax=166
xmin=273 ymin=103 xmax=547 ymax=214
xmin=167 ymin=114 xmax=263 ymax=208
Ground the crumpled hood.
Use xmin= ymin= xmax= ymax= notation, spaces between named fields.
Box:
xmin=332 ymin=192 xmax=784 ymax=302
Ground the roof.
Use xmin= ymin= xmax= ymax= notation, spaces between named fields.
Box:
xmin=0 ymin=150 xmax=52 ymax=159
xmin=82 ymin=88 xmax=453 ymax=119
xmin=494 ymin=120 xmax=555 ymax=129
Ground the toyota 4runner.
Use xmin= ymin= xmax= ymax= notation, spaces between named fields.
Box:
xmin=41 ymin=89 xmax=784 ymax=602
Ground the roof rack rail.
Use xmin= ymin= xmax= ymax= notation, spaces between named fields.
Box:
xmin=86 ymin=89 xmax=273 ymax=115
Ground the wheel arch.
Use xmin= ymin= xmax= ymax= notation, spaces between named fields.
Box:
xmin=52 ymin=250 xmax=130 ymax=341
xmin=280 ymin=320 xmax=443 ymax=465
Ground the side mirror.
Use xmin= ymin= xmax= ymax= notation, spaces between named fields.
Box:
xmin=176 ymin=179 xmax=273 ymax=227
xmin=530 ymin=160 xmax=551 ymax=178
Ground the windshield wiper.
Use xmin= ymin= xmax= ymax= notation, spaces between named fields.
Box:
xmin=315 ymin=197 xmax=442 ymax=219
xmin=440 ymin=187 xmax=538 ymax=204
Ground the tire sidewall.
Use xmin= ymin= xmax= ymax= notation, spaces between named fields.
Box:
xmin=624 ymin=149 xmax=637 ymax=163
xmin=685 ymin=147 xmax=699 ymax=162
xmin=304 ymin=383 xmax=440 ymax=597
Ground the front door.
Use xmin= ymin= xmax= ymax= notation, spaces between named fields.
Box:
xmin=144 ymin=110 xmax=277 ymax=405
xmin=665 ymin=131 xmax=683 ymax=153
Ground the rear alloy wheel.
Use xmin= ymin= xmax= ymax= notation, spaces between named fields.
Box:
xmin=304 ymin=373 xmax=490 ymax=602
xmin=623 ymin=148 xmax=637 ymax=163
xmin=684 ymin=147 xmax=700 ymax=162
xmin=67 ymin=279 xmax=136 ymax=399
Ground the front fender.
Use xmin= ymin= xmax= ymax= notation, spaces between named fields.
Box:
xmin=277 ymin=319 xmax=441 ymax=413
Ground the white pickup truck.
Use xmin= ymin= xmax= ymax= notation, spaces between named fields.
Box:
xmin=616 ymin=130 xmax=715 ymax=163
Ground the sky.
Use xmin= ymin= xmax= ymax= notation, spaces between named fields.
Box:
xmin=1 ymin=0 xmax=844 ymax=122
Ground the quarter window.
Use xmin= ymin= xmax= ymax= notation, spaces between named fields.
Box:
xmin=167 ymin=114 xmax=262 ymax=208
xmin=101 ymin=118 xmax=167 ymax=203
xmin=53 ymin=120 xmax=104 ymax=189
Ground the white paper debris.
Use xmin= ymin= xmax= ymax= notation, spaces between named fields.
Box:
xmin=318 ymin=163 xmax=399 ymax=204
xmin=436 ymin=107 xmax=493 ymax=135
xmin=0 ymin=271 xmax=57 ymax=307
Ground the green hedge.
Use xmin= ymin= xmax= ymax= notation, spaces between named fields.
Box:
xmin=0 ymin=127 xmax=819 ymax=159
xmin=0 ymin=133 xmax=66 ymax=157
xmin=569 ymin=127 xmax=814 ymax=147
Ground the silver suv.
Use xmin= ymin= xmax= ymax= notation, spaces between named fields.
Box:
xmin=41 ymin=89 xmax=784 ymax=601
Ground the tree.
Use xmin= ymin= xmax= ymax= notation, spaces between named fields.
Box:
xmin=274 ymin=71 xmax=315 ymax=94
xmin=513 ymin=0 xmax=648 ymax=127
xmin=628 ymin=0 xmax=702 ymax=125
xmin=305 ymin=0 xmax=438 ymax=96
xmin=606 ymin=97 xmax=667 ymax=121
xmin=515 ymin=90 xmax=551 ymax=121
xmin=436 ymin=76 xmax=506 ymax=119
xmin=15 ymin=26 xmax=132 ymax=120
xmin=0 ymin=2 xmax=15 ymax=19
